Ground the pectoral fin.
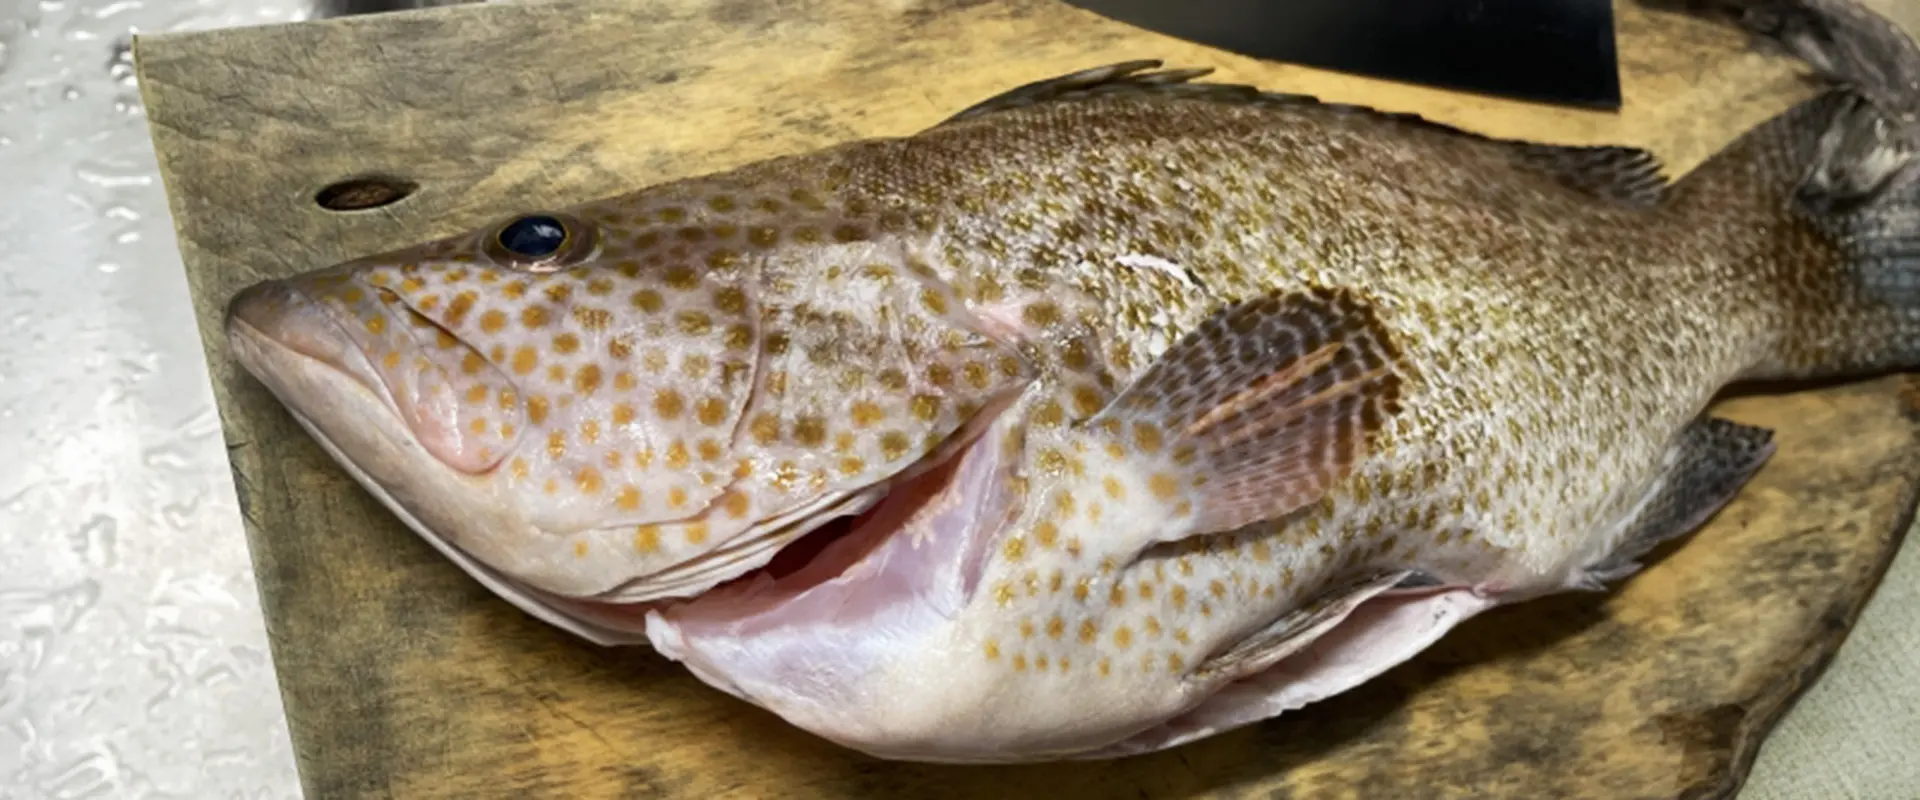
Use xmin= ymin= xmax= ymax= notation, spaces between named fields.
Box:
xmin=1583 ymin=416 xmax=1777 ymax=586
xmin=1087 ymin=287 xmax=1406 ymax=540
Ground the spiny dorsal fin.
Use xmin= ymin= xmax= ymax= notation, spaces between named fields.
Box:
xmin=940 ymin=60 xmax=1239 ymax=123
xmin=1088 ymin=286 xmax=1405 ymax=539
xmin=938 ymin=60 xmax=1446 ymax=131
xmin=1519 ymin=144 xmax=1672 ymax=208
xmin=942 ymin=60 xmax=1673 ymax=208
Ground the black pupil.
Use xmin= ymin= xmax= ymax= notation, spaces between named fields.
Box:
xmin=499 ymin=215 xmax=567 ymax=257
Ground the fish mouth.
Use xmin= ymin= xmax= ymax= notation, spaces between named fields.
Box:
xmin=224 ymin=277 xmax=647 ymax=641
xmin=225 ymin=279 xmax=392 ymax=413
xmin=225 ymin=274 xmax=522 ymax=475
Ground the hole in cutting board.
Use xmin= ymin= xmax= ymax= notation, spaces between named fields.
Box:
xmin=315 ymin=175 xmax=418 ymax=211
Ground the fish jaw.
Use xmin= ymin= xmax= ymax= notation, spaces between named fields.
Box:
xmin=223 ymin=276 xmax=654 ymax=641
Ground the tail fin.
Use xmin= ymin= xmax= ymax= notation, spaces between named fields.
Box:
xmin=1670 ymin=0 xmax=1920 ymax=202
xmin=1664 ymin=0 xmax=1920 ymax=377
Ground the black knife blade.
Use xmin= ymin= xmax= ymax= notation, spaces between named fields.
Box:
xmin=1064 ymin=0 xmax=1623 ymax=110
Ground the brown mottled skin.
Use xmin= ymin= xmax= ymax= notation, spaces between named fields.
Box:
xmin=627 ymin=82 xmax=1872 ymax=591
xmin=223 ymin=16 xmax=1920 ymax=759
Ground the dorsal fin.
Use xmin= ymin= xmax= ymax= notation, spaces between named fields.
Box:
xmin=1518 ymin=144 xmax=1672 ymax=207
xmin=939 ymin=60 xmax=1242 ymax=123
xmin=938 ymin=60 xmax=1672 ymax=208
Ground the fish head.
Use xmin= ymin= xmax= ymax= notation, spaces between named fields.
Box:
xmin=223 ymin=184 xmax=1033 ymax=610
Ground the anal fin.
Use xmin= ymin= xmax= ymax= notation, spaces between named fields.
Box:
xmin=1085 ymin=584 xmax=1496 ymax=759
xmin=1192 ymin=570 xmax=1416 ymax=684
xmin=1584 ymin=416 xmax=1777 ymax=585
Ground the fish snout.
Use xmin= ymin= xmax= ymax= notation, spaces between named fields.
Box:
xmin=226 ymin=277 xmax=387 ymax=402
xmin=226 ymin=270 xmax=526 ymax=476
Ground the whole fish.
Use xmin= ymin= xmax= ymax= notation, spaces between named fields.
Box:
xmin=223 ymin=0 xmax=1920 ymax=762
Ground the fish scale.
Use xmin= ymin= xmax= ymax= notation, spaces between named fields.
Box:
xmin=222 ymin=0 xmax=1920 ymax=763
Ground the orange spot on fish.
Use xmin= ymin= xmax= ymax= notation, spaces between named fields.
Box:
xmin=1034 ymin=521 xmax=1058 ymax=549
xmin=633 ymin=526 xmax=660 ymax=553
xmin=511 ymin=347 xmax=538 ymax=375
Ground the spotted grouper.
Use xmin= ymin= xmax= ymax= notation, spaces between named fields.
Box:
xmin=222 ymin=0 xmax=1920 ymax=763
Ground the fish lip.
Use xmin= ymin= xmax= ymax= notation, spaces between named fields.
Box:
xmin=223 ymin=277 xmax=400 ymax=415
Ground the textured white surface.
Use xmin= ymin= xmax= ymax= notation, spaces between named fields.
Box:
xmin=1745 ymin=539 xmax=1920 ymax=800
xmin=0 ymin=1 xmax=306 ymax=797
xmin=0 ymin=0 xmax=1916 ymax=797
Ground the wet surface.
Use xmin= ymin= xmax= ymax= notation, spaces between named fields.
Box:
xmin=0 ymin=0 xmax=308 ymax=795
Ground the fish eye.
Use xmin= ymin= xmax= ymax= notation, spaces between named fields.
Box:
xmin=498 ymin=215 xmax=568 ymax=257
xmin=482 ymin=211 xmax=597 ymax=271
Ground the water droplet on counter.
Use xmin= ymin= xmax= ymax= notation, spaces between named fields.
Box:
xmin=159 ymin=493 xmax=199 ymax=530
xmin=0 ymin=665 xmax=24 ymax=715
xmin=38 ymin=749 xmax=122 ymax=799
xmin=4 ymin=629 xmax=51 ymax=677
xmin=173 ymin=405 xmax=221 ymax=440
xmin=72 ymin=161 xmax=151 ymax=189
xmin=195 ymin=662 xmax=238 ymax=688
xmin=139 ymin=444 xmax=189 ymax=471
xmin=60 ymin=86 xmax=81 ymax=101
xmin=68 ymin=514 xmax=117 ymax=567
xmin=4 ymin=705 xmax=35 ymax=747
xmin=90 ymin=0 xmax=141 ymax=21
xmin=1 ymin=485 xmax=28 ymax=513
xmin=0 ymin=579 xmax=102 ymax=634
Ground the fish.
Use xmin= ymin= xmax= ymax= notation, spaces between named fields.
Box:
xmin=222 ymin=0 xmax=1920 ymax=763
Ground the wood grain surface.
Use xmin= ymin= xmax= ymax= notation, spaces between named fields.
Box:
xmin=134 ymin=0 xmax=1919 ymax=797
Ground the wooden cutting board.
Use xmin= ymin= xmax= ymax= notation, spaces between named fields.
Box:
xmin=134 ymin=0 xmax=1920 ymax=796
